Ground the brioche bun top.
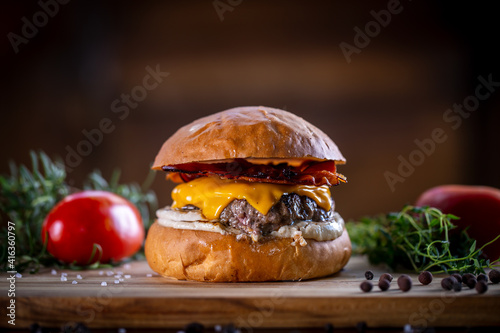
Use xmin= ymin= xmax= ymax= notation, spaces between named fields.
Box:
xmin=152 ymin=106 xmax=345 ymax=168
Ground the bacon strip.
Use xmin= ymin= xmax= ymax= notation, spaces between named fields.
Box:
xmin=162 ymin=159 xmax=346 ymax=186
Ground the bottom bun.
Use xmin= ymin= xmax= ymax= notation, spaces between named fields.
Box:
xmin=145 ymin=221 xmax=352 ymax=282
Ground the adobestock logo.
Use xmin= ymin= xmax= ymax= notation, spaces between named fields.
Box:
xmin=339 ymin=0 xmax=409 ymax=64
xmin=408 ymin=290 xmax=457 ymax=329
xmin=7 ymin=0 xmax=71 ymax=54
xmin=63 ymin=64 xmax=170 ymax=173
xmin=384 ymin=74 xmax=500 ymax=192
xmin=213 ymin=0 xmax=243 ymax=22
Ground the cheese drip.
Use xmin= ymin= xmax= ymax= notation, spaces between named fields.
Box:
xmin=171 ymin=177 xmax=332 ymax=220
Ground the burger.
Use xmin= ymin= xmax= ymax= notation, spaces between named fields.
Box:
xmin=145 ymin=106 xmax=351 ymax=282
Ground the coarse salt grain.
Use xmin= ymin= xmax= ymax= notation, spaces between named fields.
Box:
xmin=101 ymin=282 xmax=107 ymax=286
xmin=15 ymin=273 xmax=22 ymax=278
xmin=114 ymin=280 xmax=120 ymax=284
xmin=72 ymin=280 xmax=78 ymax=285
xmin=76 ymin=274 xmax=82 ymax=280
xmin=51 ymin=269 xmax=57 ymax=275
xmin=106 ymin=271 xmax=114 ymax=276
xmin=114 ymin=275 xmax=122 ymax=279
xmin=124 ymin=275 xmax=131 ymax=279
xmin=99 ymin=271 xmax=104 ymax=275
xmin=61 ymin=276 xmax=67 ymax=282
xmin=61 ymin=272 xmax=67 ymax=277
xmin=146 ymin=274 xmax=153 ymax=277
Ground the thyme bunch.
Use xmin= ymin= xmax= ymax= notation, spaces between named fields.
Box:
xmin=347 ymin=205 xmax=500 ymax=274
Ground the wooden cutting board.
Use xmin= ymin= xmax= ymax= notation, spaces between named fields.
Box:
xmin=1 ymin=256 xmax=499 ymax=329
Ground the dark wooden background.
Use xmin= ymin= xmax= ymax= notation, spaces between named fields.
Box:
xmin=2 ymin=0 xmax=499 ymax=220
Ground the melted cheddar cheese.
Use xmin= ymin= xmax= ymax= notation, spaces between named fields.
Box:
xmin=171 ymin=177 xmax=332 ymax=220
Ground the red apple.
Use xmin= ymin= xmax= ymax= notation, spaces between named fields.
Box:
xmin=415 ymin=185 xmax=500 ymax=262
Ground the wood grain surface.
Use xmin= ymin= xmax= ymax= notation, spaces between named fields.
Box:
xmin=1 ymin=256 xmax=499 ymax=329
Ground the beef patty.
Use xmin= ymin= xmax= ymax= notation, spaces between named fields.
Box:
xmin=218 ymin=193 xmax=334 ymax=238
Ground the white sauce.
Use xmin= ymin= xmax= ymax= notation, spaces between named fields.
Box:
xmin=156 ymin=206 xmax=344 ymax=242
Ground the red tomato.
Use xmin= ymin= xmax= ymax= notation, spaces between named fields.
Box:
xmin=41 ymin=190 xmax=144 ymax=265
xmin=415 ymin=185 xmax=500 ymax=261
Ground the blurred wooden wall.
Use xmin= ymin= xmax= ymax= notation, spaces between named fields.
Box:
xmin=2 ymin=0 xmax=499 ymax=219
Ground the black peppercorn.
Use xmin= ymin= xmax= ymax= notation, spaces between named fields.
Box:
xmin=451 ymin=273 xmax=462 ymax=284
xmin=364 ymin=270 xmax=374 ymax=280
xmin=452 ymin=280 xmax=462 ymax=292
xmin=418 ymin=271 xmax=433 ymax=285
xmin=61 ymin=322 xmax=90 ymax=333
xmin=356 ymin=321 xmax=367 ymax=333
xmin=489 ymin=269 xmax=500 ymax=284
xmin=441 ymin=277 xmax=456 ymax=290
xmin=462 ymin=273 xmax=475 ymax=285
xmin=397 ymin=274 xmax=412 ymax=292
xmin=29 ymin=323 xmax=42 ymax=333
xmin=466 ymin=277 xmax=477 ymax=289
xmin=380 ymin=273 xmax=393 ymax=282
xmin=185 ymin=322 xmax=205 ymax=333
xmin=477 ymin=273 xmax=488 ymax=283
xmin=378 ymin=278 xmax=390 ymax=291
xmin=360 ymin=280 xmax=373 ymax=292
xmin=221 ymin=324 xmax=237 ymax=333
xmin=475 ymin=280 xmax=488 ymax=294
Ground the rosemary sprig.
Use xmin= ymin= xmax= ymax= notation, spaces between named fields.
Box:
xmin=0 ymin=151 xmax=157 ymax=273
xmin=0 ymin=151 xmax=69 ymax=272
xmin=346 ymin=205 xmax=500 ymax=274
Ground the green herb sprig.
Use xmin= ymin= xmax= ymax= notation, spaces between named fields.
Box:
xmin=0 ymin=151 xmax=157 ymax=273
xmin=346 ymin=205 xmax=500 ymax=274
